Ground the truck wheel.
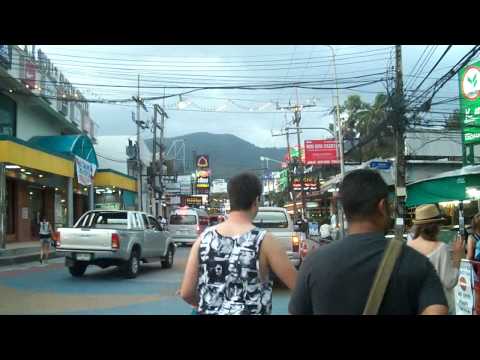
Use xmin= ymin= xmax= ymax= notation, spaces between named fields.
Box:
xmin=161 ymin=246 xmax=174 ymax=269
xmin=123 ymin=249 xmax=140 ymax=279
xmin=68 ymin=262 xmax=87 ymax=277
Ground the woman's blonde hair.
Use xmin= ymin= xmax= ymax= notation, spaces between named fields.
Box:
xmin=472 ymin=213 xmax=480 ymax=233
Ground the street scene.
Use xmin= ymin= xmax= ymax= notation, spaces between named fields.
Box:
xmin=1 ymin=44 xmax=480 ymax=315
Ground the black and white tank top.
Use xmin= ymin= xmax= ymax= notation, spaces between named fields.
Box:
xmin=197 ymin=226 xmax=273 ymax=315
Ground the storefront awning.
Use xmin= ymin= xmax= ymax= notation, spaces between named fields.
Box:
xmin=29 ymin=134 xmax=98 ymax=167
xmin=94 ymin=169 xmax=137 ymax=192
xmin=0 ymin=135 xmax=74 ymax=177
xmin=406 ymin=165 xmax=480 ymax=207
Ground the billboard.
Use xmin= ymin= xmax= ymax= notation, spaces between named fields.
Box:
xmin=459 ymin=62 xmax=480 ymax=145
xmin=23 ymin=59 xmax=37 ymax=90
xmin=293 ymin=176 xmax=318 ymax=191
xmin=304 ymin=140 xmax=339 ymax=165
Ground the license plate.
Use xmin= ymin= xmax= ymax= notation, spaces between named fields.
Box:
xmin=76 ymin=253 xmax=92 ymax=261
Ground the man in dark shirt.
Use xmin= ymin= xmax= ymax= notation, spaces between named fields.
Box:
xmin=289 ymin=169 xmax=448 ymax=315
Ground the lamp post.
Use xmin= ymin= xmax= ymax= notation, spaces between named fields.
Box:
xmin=324 ymin=45 xmax=345 ymax=239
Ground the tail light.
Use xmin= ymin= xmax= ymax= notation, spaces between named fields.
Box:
xmin=54 ymin=231 xmax=61 ymax=247
xmin=111 ymin=233 xmax=120 ymax=250
xmin=196 ymin=225 xmax=200 ymax=233
xmin=292 ymin=234 xmax=300 ymax=252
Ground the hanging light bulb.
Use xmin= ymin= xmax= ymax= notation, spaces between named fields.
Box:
xmin=177 ymin=95 xmax=190 ymax=110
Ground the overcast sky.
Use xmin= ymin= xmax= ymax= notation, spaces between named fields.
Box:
xmin=37 ymin=45 xmax=473 ymax=148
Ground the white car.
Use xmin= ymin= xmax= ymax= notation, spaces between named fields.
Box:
xmin=253 ymin=207 xmax=302 ymax=269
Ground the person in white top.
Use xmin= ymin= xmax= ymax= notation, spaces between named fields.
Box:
xmin=407 ymin=204 xmax=464 ymax=314
xmin=39 ymin=216 xmax=53 ymax=264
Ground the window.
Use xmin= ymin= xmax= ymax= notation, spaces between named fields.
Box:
xmin=148 ymin=216 xmax=162 ymax=231
xmin=169 ymin=215 xmax=197 ymax=225
xmin=76 ymin=212 xmax=128 ymax=230
xmin=141 ymin=214 xmax=148 ymax=228
xmin=253 ymin=211 xmax=289 ymax=229
xmin=0 ymin=94 xmax=16 ymax=137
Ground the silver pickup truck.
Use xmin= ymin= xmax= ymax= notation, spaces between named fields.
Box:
xmin=55 ymin=210 xmax=176 ymax=279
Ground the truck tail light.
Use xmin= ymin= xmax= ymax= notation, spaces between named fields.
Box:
xmin=111 ymin=233 xmax=120 ymax=250
xmin=54 ymin=231 xmax=61 ymax=247
xmin=197 ymin=225 xmax=200 ymax=233
xmin=292 ymin=235 xmax=300 ymax=252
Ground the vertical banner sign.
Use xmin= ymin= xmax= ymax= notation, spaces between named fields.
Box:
xmin=459 ymin=62 xmax=480 ymax=144
xmin=75 ymin=156 xmax=96 ymax=186
xmin=304 ymin=140 xmax=339 ymax=165
xmin=196 ymin=155 xmax=210 ymax=195
xmin=24 ymin=59 xmax=37 ymax=89
xmin=455 ymin=260 xmax=475 ymax=315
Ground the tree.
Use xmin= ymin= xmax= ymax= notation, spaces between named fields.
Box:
xmin=331 ymin=93 xmax=394 ymax=162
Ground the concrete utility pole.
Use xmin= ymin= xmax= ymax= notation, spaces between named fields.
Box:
xmin=153 ymin=104 xmax=168 ymax=217
xmin=152 ymin=109 xmax=158 ymax=217
xmin=293 ymin=108 xmax=308 ymax=220
xmin=132 ymin=75 xmax=148 ymax=212
xmin=272 ymin=129 xmax=299 ymax=219
xmin=394 ymin=45 xmax=406 ymax=239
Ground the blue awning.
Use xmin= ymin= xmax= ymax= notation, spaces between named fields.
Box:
xmin=28 ymin=134 xmax=98 ymax=167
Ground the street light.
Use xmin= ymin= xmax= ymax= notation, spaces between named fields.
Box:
xmin=324 ymin=45 xmax=345 ymax=239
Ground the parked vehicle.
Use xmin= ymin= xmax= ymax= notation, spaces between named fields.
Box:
xmin=209 ymin=214 xmax=226 ymax=226
xmin=55 ymin=210 xmax=176 ymax=279
xmin=252 ymin=207 xmax=302 ymax=269
xmin=169 ymin=207 xmax=209 ymax=246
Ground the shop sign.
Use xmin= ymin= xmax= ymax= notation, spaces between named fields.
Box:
xmin=0 ymin=45 xmax=12 ymax=69
xmin=304 ymin=140 xmax=339 ymax=165
xmin=96 ymin=203 xmax=121 ymax=210
xmin=455 ymin=260 xmax=475 ymax=315
xmin=459 ymin=62 xmax=480 ymax=145
xmin=196 ymin=155 xmax=209 ymax=168
xmin=185 ymin=196 xmax=202 ymax=207
xmin=75 ymin=156 xmax=96 ymax=186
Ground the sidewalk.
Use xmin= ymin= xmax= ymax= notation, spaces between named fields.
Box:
xmin=0 ymin=241 xmax=64 ymax=266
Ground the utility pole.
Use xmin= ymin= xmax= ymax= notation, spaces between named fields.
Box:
xmin=132 ymin=75 xmax=148 ymax=212
xmin=285 ymin=130 xmax=298 ymax=219
xmin=293 ymin=108 xmax=308 ymax=220
xmin=394 ymin=45 xmax=406 ymax=239
xmin=152 ymin=109 xmax=158 ymax=217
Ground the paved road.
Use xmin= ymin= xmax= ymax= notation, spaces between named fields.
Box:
xmin=0 ymin=247 xmax=290 ymax=315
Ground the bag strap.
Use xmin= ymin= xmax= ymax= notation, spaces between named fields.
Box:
xmin=363 ymin=237 xmax=404 ymax=315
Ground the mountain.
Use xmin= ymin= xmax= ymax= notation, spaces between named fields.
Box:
xmin=145 ymin=132 xmax=286 ymax=179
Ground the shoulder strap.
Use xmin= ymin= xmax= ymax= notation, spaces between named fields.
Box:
xmin=363 ymin=237 xmax=404 ymax=315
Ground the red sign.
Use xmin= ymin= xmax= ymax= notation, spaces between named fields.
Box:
xmin=304 ymin=140 xmax=339 ymax=165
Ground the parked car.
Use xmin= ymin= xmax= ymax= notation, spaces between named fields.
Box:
xmin=169 ymin=207 xmax=210 ymax=246
xmin=252 ymin=207 xmax=302 ymax=269
xmin=55 ymin=210 xmax=176 ymax=279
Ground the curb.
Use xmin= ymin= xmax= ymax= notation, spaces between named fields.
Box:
xmin=0 ymin=251 xmax=65 ymax=267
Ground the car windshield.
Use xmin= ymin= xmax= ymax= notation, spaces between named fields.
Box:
xmin=170 ymin=215 xmax=197 ymax=225
xmin=253 ymin=211 xmax=288 ymax=228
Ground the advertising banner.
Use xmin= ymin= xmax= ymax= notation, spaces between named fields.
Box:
xmin=304 ymin=140 xmax=339 ymax=165
xmin=75 ymin=156 xmax=96 ymax=186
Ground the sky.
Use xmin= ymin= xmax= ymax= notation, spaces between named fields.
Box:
xmin=36 ymin=45 xmax=474 ymax=148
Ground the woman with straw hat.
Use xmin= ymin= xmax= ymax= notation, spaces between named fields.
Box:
xmin=408 ymin=204 xmax=464 ymax=314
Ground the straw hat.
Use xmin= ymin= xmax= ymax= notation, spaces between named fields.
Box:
xmin=413 ymin=204 xmax=445 ymax=225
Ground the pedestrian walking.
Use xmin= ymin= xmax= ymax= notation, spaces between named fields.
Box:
xmin=467 ymin=214 xmax=480 ymax=261
xmin=180 ymin=172 xmax=297 ymax=315
xmin=407 ymin=204 xmax=464 ymax=314
xmin=289 ymin=169 xmax=448 ymax=315
xmin=39 ymin=217 xmax=53 ymax=264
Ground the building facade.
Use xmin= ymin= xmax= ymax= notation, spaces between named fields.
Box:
xmin=0 ymin=45 xmax=136 ymax=249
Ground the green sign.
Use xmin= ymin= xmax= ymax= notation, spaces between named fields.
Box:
xmin=279 ymin=169 xmax=289 ymax=191
xmin=460 ymin=62 xmax=480 ymax=144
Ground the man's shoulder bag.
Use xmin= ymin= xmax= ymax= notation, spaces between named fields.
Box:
xmin=363 ymin=236 xmax=404 ymax=315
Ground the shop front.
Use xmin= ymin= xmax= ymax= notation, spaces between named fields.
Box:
xmin=93 ymin=169 xmax=137 ymax=211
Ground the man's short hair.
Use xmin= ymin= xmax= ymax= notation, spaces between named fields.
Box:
xmin=339 ymin=169 xmax=389 ymax=221
xmin=227 ymin=172 xmax=263 ymax=211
